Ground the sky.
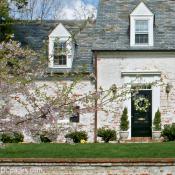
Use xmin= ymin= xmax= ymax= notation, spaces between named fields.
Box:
xmin=85 ymin=0 xmax=99 ymax=6
xmin=59 ymin=0 xmax=99 ymax=19
xmin=10 ymin=0 xmax=99 ymax=20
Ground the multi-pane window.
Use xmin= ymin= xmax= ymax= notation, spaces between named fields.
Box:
xmin=135 ymin=20 xmax=149 ymax=44
xmin=54 ymin=41 xmax=67 ymax=66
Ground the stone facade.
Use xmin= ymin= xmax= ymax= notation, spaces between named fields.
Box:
xmin=10 ymin=80 xmax=95 ymax=143
xmin=10 ymin=51 xmax=175 ymax=142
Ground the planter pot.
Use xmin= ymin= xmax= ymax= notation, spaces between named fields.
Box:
xmin=120 ymin=131 xmax=129 ymax=140
xmin=152 ymin=131 xmax=161 ymax=140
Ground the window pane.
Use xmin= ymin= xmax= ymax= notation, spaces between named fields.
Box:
xmin=54 ymin=41 xmax=66 ymax=53
xmin=54 ymin=55 xmax=67 ymax=65
xmin=59 ymin=42 xmax=66 ymax=49
xmin=135 ymin=20 xmax=148 ymax=33
xmin=135 ymin=34 xmax=148 ymax=44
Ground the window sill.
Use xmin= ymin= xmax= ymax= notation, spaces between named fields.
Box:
xmin=131 ymin=44 xmax=153 ymax=47
xmin=47 ymin=67 xmax=72 ymax=74
xmin=50 ymin=65 xmax=69 ymax=69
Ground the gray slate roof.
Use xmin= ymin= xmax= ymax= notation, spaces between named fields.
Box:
xmin=13 ymin=20 xmax=95 ymax=73
xmin=93 ymin=0 xmax=175 ymax=51
xmin=13 ymin=1 xmax=175 ymax=74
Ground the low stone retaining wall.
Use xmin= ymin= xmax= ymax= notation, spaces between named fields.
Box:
xmin=0 ymin=158 xmax=174 ymax=175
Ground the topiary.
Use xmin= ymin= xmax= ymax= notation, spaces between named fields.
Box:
xmin=65 ymin=131 xmax=88 ymax=143
xmin=120 ymin=107 xmax=129 ymax=131
xmin=153 ymin=109 xmax=161 ymax=131
xmin=97 ymin=128 xmax=116 ymax=143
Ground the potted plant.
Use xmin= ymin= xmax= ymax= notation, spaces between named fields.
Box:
xmin=120 ymin=107 xmax=129 ymax=140
xmin=152 ymin=109 xmax=161 ymax=140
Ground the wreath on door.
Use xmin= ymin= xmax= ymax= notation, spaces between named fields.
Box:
xmin=134 ymin=96 xmax=151 ymax=112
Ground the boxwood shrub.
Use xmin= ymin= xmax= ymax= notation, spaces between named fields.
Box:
xmin=65 ymin=131 xmax=88 ymax=143
xmin=161 ymin=124 xmax=175 ymax=141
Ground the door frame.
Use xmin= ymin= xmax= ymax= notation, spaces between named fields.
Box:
xmin=122 ymin=74 xmax=161 ymax=140
xmin=131 ymin=89 xmax=152 ymax=137
xmin=124 ymin=86 xmax=160 ymax=139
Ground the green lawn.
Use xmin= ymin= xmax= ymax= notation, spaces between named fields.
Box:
xmin=0 ymin=142 xmax=175 ymax=158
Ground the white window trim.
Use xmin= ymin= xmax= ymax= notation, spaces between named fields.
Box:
xmin=130 ymin=16 xmax=154 ymax=47
xmin=49 ymin=36 xmax=73 ymax=69
xmin=48 ymin=23 xmax=73 ymax=69
xmin=135 ymin=19 xmax=149 ymax=45
xmin=130 ymin=2 xmax=154 ymax=47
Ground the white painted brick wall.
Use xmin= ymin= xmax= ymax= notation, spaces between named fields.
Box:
xmin=97 ymin=52 xmax=175 ymax=137
xmin=9 ymin=80 xmax=95 ymax=143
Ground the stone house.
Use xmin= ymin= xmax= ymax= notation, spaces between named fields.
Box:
xmin=13 ymin=0 xmax=175 ymax=142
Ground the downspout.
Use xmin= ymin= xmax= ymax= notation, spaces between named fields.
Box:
xmin=94 ymin=51 xmax=98 ymax=143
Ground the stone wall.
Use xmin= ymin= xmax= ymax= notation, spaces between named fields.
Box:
xmin=9 ymin=80 xmax=95 ymax=143
xmin=0 ymin=158 xmax=175 ymax=175
xmin=7 ymin=51 xmax=175 ymax=142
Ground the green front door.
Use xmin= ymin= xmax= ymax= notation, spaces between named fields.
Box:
xmin=131 ymin=90 xmax=152 ymax=137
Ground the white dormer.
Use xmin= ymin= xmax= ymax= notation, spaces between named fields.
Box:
xmin=130 ymin=2 xmax=154 ymax=47
xmin=48 ymin=23 xmax=74 ymax=69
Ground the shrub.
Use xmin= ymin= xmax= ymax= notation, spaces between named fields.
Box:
xmin=65 ymin=131 xmax=88 ymax=143
xmin=153 ymin=109 xmax=161 ymax=131
xmin=161 ymin=124 xmax=175 ymax=141
xmin=40 ymin=135 xmax=51 ymax=143
xmin=97 ymin=128 xmax=116 ymax=143
xmin=13 ymin=132 xmax=24 ymax=143
xmin=1 ymin=132 xmax=24 ymax=143
xmin=120 ymin=107 xmax=129 ymax=131
xmin=1 ymin=133 xmax=13 ymax=143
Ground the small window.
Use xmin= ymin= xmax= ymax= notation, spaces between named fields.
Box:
xmin=54 ymin=41 xmax=67 ymax=66
xmin=70 ymin=106 xmax=80 ymax=123
xmin=135 ymin=20 xmax=149 ymax=44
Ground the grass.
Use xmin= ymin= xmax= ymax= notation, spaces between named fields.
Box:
xmin=0 ymin=142 xmax=175 ymax=158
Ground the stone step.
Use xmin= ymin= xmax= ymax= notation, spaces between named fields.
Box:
xmin=122 ymin=137 xmax=161 ymax=143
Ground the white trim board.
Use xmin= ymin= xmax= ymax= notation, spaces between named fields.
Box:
xmin=121 ymin=71 xmax=161 ymax=76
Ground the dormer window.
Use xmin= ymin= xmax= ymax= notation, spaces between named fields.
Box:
xmin=48 ymin=23 xmax=74 ymax=69
xmin=130 ymin=2 xmax=154 ymax=47
xmin=135 ymin=20 xmax=149 ymax=44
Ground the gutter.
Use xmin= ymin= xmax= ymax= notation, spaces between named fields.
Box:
xmin=91 ymin=49 xmax=175 ymax=52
